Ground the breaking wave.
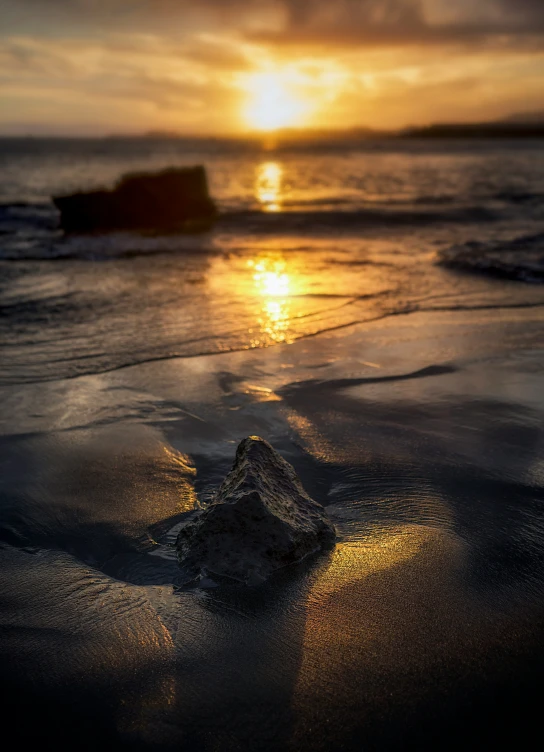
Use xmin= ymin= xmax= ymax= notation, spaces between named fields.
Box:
xmin=439 ymin=233 xmax=544 ymax=283
xmin=0 ymin=200 xmax=513 ymax=261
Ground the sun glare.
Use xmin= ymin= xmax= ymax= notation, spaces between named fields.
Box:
xmin=243 ymin=72 xmax=307 ymax=131
xmin=250 ymin=258 xmax=290 ymax=297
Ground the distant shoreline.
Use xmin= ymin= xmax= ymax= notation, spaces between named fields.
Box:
xmin=2 ymin=122 xmax=544 ymax=142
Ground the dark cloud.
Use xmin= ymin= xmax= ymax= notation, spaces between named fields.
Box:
xmin=497 ymin=0 xmax=544 ymax=21
xmin=254 ymin=0 xmax=544 ymax=47
xmin=2 ymin=0 xmax=544 ymax=47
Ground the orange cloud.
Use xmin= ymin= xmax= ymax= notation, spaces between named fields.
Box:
xmin=1 ymin=1 xmax=544 ymax=134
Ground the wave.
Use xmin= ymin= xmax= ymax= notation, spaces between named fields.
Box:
xmin=0 ymin=195 xmax=542 ymax=262
xmin=0 ymin=202 xmax=59 ymax=231
xmin=2 ymin=298 xmax=543 ymax=386
xmin=492 ymin=191 xmax=544 ymax=205
xmin=439 ymin=232 xmax=544 ymax=283
xmin=219 ymin=206 xmax=499 ymax=232
xmin=0 ymin=202 xmax=506 ymax=261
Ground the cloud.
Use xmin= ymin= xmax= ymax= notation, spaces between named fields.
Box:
xmin=251 ymin=0 xmax=544 ymax=48
xmin=0 ymin=32 xmax=251 ymax=134
xmin=1 ymin=1 xmax=544 ymax=134
xmin=4 ymin=1 xmax=544 ymax=47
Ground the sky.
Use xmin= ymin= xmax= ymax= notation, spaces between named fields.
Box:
xmin=1 ymin=0 xmax=544 ymax=135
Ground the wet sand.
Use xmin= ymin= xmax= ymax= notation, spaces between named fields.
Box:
xmin=1 ymin=304 xmax=544 ymax=750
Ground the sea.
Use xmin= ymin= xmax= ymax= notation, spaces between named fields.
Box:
xmin=1 ymin=136 xmax=544 ymax=751
xmin=1 ymin=136 xmax=544 ymax=386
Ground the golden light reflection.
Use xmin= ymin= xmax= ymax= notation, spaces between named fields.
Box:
xmin=307 ymin=527 xmax=428 ymax=601
xmin=252 ymin=258 xmax=290 ymax=297
xmin=291 ymin=525 xmax=466 ymax=745
xmin=256 ymin=161 xmax=283 ymax=212
xmin=247 ymin=256 xmax=295 ymax=345
xmin=260 ymin=299 xmax=291 ymax=343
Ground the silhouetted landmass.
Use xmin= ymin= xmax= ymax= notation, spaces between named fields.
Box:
xmin=134 ymin=120 xmax=544 ymax=142
xmin=139 ymin=121 xmax=544 ymax=143
xmin=4 ymin=113 xmax=544 ymax=143
xmin=500 ymin=111 xmax=544 ymax=124
xmin=400 ymin=122 xmax=544 ymax=139
xmin=267 ymin=122 xmax=544 ymax=147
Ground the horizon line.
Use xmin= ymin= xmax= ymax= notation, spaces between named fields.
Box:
xmin=2 ymin=116 xmax=544 ymax=141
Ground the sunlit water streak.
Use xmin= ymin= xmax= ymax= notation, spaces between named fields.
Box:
xmin=255 ymin=161 xmax=283 ymax=212
xmin=248 ymin=256 xmax=293 ymax=344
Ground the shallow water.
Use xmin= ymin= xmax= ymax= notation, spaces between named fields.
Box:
xmin=1 ymin=138 xmax=544 ymax=750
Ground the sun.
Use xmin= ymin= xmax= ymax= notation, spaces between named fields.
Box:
xmin=243 ymin=72 xmax=308 ymax=131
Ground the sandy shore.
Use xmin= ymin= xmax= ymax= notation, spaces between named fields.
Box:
xmin=1 ymin=302 xmax=543 ymax=750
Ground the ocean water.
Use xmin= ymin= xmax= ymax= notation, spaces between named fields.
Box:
xmin=1 ymin=137 xmax=544 ymax=750
xmin=1 ymin=137 xmax=544 ymax=386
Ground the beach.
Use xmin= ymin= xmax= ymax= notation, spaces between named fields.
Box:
xmin=1 ymin=136 xmax=544 ymax=750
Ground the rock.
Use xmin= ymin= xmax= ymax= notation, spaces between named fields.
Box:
xmin=53 ymin=165 xmax=217 ymax=233
xmin=176 ymin=436 xmax=335 ymax=586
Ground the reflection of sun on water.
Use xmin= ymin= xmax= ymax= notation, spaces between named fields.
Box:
xmin=261 ymin=299 xmax=290 ymax=343
xmin=254 ymin=260 xmax=290 ymax=297
xmin=256 ymin=162 xmax=283 ymax=212
xmin=247 ymin=257 xmax=293 ymax=345
xmin=250 ymin=258 xmax=291 ymax=298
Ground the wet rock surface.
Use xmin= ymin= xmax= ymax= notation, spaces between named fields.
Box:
xmin=54 ymin=165 xmax=217 ymax=233
xmin=176 ymin=436 xmax=336 ymax=586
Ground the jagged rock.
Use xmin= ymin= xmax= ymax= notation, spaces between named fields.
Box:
xmin=53 ymin=165 xmax=217 ymax=233
xmin=176 ymin=436 xmax=335 ymax=586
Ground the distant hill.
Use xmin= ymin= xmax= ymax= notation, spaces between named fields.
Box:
xmin=5 ymin=112 xmax=544 ymax=141
xmin=270 ymin=126 xmax=381 ymax=140
xmin=500 ymin=111 xmax=544 ymax=125
xmin=400 ymin=121 xmax=544 ymax=139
